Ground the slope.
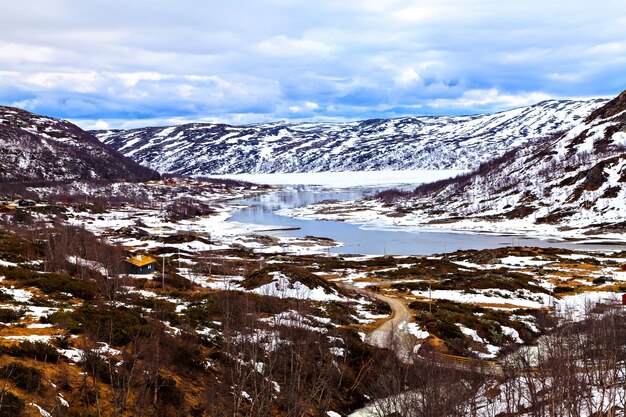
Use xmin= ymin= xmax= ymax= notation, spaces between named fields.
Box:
xmin=0 ymin=106 xmax=158 ymax=183
xmin=382 ymin=89 xmax=626 ymax=234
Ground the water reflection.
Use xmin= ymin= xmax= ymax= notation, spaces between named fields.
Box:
xmin=229 ymin=187 xmax=626 ymax=256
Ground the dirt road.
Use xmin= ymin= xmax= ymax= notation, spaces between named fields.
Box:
xmin=340 ymin=283 xmax=416 ymax=356
xmin=365 ymin=291 xmax=412 ymax=349
xmin=342 ymin=283 xmax=505 ymax=372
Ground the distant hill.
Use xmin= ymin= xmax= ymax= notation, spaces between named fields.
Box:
xmin=94 ymin=98 xmax=606 ymax=175
xmin=0 ymin=106 xmax=158 ymax=183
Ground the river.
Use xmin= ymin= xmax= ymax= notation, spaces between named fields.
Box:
xmin=227 ymin=186 xmax=624 ymax=256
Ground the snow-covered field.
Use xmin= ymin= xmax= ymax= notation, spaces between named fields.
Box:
xmin=211 ymin=169 xmax=467 ymax=187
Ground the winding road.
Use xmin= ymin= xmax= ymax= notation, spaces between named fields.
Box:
xmin=347 ymin=283 xmax=503 ymax=373
xmin=340 ymin=283 xmax=417 ymax=357
xmin=364 ymin=292 xmax=413 ymax=350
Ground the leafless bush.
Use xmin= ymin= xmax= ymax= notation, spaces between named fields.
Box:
xmin=163 ymin=199 xmax=216 ymax=222
xmin=375 ymin=188 xmax=413 ymax=204
xmin=194 ymin=175 xmax=269 ymax=188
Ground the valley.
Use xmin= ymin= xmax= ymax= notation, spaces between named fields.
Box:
xmin=0 ymin=93 xmax=625 ymax=416
xmin=5 ymin=1 xmax=626 ymax=415
xmin=1 ymin=174 xmax=625 ymax=416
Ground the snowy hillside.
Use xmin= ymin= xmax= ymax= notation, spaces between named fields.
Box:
xmin=95 ymin=99 xmax=606 ymax=175
xmin=415 ymin=89 xmax=626 ymax=230
xmin=283 ymin=90 xmax=626 ymax=238
xmin=0 ymin=106 xmax=158 ymax=182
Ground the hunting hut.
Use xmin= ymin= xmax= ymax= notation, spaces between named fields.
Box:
xmin=125 ymin=254 xmax=157 ymax=274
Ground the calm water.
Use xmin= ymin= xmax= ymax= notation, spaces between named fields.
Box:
xmin=228 ymin=187 xmax=626 ymax=256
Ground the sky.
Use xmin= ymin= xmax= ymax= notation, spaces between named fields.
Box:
xmin=1 ymin=0 xmax=626 ymax=129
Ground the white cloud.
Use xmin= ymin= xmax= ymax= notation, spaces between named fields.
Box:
xmin=390 ymin=5 xmax=456 ymax=23
xmin=0 ymin=42 xmax=57 ymax=64
xmin=548 ymin=72 xmax=585 ymax=83
xmin=429 ymin=88 xmax=553 ymax=110
xmin=10 ymin=99 xmax=40 ymax=111
xmin=25 ymin=72 xmax=102 ymax=93
xmin=289 ymin=101 xmax=320 ymax=113
xmin=257 ymin=35 xmax=336 ymax=57
xmin=358 ymin=0 xmax=406 ymax=13
xmin=92 ymin=120 xmax=110 ymax=129
xmin=110 ymin=72 xmax=168 ymax=87
xmin=395 ymin=67 xmax=421 ymax=85
xmin=500 ymin=47 xmax=554 ymax=64
xmin=587 ymin=41 xmax=626 ymax=55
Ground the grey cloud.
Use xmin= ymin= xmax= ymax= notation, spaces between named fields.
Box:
xmin=1 ymin=0 xmax=626 ymax=127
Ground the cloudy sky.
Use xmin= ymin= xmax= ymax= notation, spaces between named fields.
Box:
xmin=1 ymin=0 xmax=626 ymax=129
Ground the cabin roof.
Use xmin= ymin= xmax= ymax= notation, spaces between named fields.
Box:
xmin=125 ymin=254 xmax=157 ymax=267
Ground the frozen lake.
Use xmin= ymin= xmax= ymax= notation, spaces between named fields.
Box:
xmin=212 ymin=169 xmax=468 ymax=188
xmin=227 ymin=181 xmax=626 ymax=256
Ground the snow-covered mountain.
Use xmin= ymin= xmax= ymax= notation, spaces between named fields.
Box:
xmin=382 ymin=89 xmax=626 ymax=233
xmin=95 ymin=98 xmax=607 ymax=175
xmin=0 ymin=106 xmax=158 ymax=183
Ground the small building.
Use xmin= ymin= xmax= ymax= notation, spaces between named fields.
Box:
xmin=17 ymin=199 xmax=36 ymax=207
xmin=124 ymin=254 xmax=157 ymax=275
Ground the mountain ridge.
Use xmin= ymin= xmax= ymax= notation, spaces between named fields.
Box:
xmin=94 ymin=98 xmax=607 ymax=175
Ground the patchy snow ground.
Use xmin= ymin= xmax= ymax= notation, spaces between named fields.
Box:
xmin=65 ymin=187 xmax=342 ymax=256
xmin=251 ymin=272 xmax=345 ymax=302
xmin=259 ymin=310 xmax=329 ymax=333
xmin=411 ymin=288 xmax=552 ymax=309
xmin=398 ymin=321 xmax=429 ymax=339
xmin=557 ymin=291 xmax=623 ymax=321
xmin=30 ymin=403 xmax=52 ymax=417
xmin=499 ymin=256 xmax=554 ymax=267
xmin=0 ymin=287 xmax=34 ymax=302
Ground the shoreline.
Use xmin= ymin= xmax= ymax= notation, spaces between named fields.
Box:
xmin=275 ymin=204 xmax=626 ymax=253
